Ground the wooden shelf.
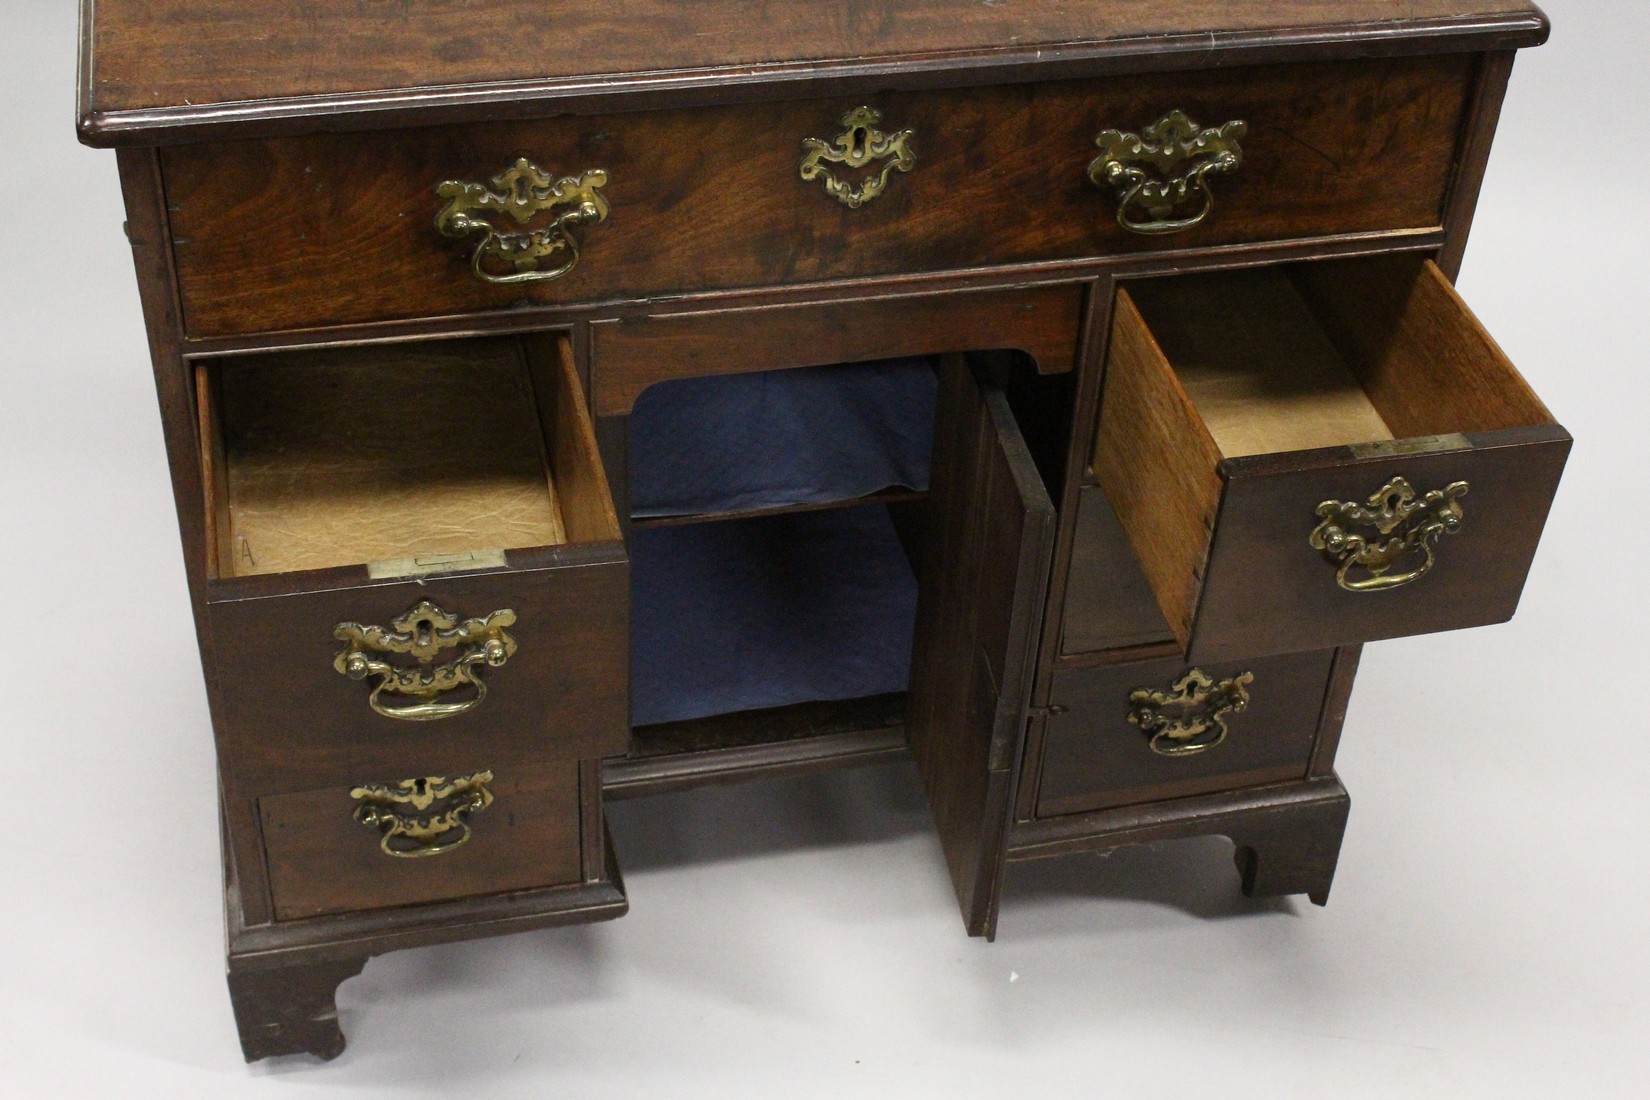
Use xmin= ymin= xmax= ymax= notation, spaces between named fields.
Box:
xmin=629 ymin=487 xmax=927 ymax=530
xmin=602 ymin=693 xmax=910 ymax=799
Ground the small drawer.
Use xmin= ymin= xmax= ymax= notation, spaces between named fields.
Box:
xmin=1092 ymin=255 xmax=1571 ymax=664
xmin=260 ymin=760 xmax=584 ymax=920
xmin=199 ymin=332 xmax=628 ymax=796
xmin=1034 ymin=651 xmax=1336 ymax=818
xmin=162 ymin=54 xmax=1473 ymax=337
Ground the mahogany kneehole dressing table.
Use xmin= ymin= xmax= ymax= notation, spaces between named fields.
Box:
xmin=78 ymin=0 xmax=1568 ymax=1061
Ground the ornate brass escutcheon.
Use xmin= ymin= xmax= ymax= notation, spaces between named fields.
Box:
xmin=435 ymin=158 xmax=609 ymax=284
xmin=1128 ymin=669 xmax=1255 ymax=757
xmin=1088 ymin=110 xmax=1247 ymax=235
xmin=1310 ymin=476 xmax=1469 ymax=593
xmin=350 ymin=772 xmax=495 ymax=858
xmin=799 ymin=107 xmax=917 ymax=208
xmin=333 ymin=599 xmax=517 ymax=721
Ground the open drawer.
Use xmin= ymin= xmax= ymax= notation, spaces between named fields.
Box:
xmin=198 ymin=332 xmax=629 ymax=804
xmin=1094 ymin=255 xmax=1570 ymax=664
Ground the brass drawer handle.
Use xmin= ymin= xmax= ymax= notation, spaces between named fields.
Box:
xmin=1128 ymin=669 xmax=1254 ymax=757
xmin=1311 ymin=477 xmax=1469 ymax=592
xmin=351 ymin=772 xmax=494 ymax=858
xmin=799 ymin=107 xmax=916 ymax=208
xmin=435 ymin=158 xmax=609 ymax=284
xmin=1088 ymin=110 xmax=1247 ymax=235
xmin=333 ymin=599 xmax=517 ymax=721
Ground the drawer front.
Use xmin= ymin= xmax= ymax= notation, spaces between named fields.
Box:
xmin=591 ymin=285 xmax=1084 ymax=416
xmin=209 ymin=551 xmax=629 ymax=796
xmin=164 ymin=54 xmax=1473 ymax=337
xmin=1035 ymin=651 xmax=1335 ymax=819
xmin=260 ymin=760 xmax=583 ymax=920
xmin=1192 ymin=431 xmax=1570 ymax=662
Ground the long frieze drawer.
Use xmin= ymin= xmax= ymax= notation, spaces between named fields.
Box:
xmin=162 ymin=54 xmax=1474 ymax=337
xmin=1034 ymin=652 xmax=1336 ymax=819
xmin=199 ymin=332 xmax=629 ymax=794
xmin=260 ymin=761 xmax=584 ymax=921
xmin=1092 ymin=254 xmax=1571 ymax=665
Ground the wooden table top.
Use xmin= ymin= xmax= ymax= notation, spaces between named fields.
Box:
xmin=78 ymin=0 xmax=1547 ymax=144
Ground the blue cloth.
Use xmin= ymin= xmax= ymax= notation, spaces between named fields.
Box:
xmin=629 ymin=506 xmax=918 ymax=727
xmin=627 ymin=358 xmax=937 ymax=518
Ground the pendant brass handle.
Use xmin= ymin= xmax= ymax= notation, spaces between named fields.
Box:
xmin=333 ymin=599 xmax=517 ymax=721
xmin=1088 ymin=110 xmax=1246 ymax=235
xmin=1310 ymin=477 xmax=1468 ymax=593
xmin=435 ymin=158 xmax=608 ymax=284
xmin=1128 ymin=669 xmax=1254 ymax=757
xmin=799 ymin=107 xmax=916 ymax=208
xmin=351 ymin=772 xmax=494 ymax=858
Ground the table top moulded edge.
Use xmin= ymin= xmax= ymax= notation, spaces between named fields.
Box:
xmin=78 ymin=0 xmax=1548 ymax=147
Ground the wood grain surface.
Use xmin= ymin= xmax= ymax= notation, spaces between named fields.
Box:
xmin=163 ymin=55 xmax=1473 ymax=337
xmin=212 ymin=339 xmax=566 ymax=577
xmin=1093 ymin=288 xmax=1223 ymax=649
xmin=80 ymin=0 xmax=1545 ymax=142
xmin=1193 ymin=425 xmax=1571 ymax=663
xmin=260 ymin=761 xmax=584 ymax=920
xmin=527 ymin=333 xmax=622 ymax=543
xmin=1034 ymin=650 xmax=1335 ymax=819
xmin=591 ymin=286 xmax=1084 ymax=415
xmin=1093 ymin=256 xmax=1570 ymax=663
xmin=1130 ymin=268 xmax=1396 ymax=458
xmin=209 ymin=546 xmax=630 ymax=795
xmin=1291 ymin=255 xmax=1554 ymax=437
xmin=907 ymin=358 xmax=1054 ymax=937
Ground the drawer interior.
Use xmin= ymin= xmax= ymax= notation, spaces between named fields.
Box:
xmin=198 ymin=333 xmax=618 ymax=579
xmin=1114 ymin=256 xmax=1555 ymax=464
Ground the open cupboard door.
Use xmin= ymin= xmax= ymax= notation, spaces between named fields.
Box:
xmin=909 ymin=357 xmax=1057 ymax=938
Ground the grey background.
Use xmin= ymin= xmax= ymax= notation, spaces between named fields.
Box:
xmin=3 ymin=2 xmax=1645 ymax=1095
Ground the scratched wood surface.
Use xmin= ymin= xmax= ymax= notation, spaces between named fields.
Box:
xmin=81 ymin=0 xmax=1544 ymax=138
